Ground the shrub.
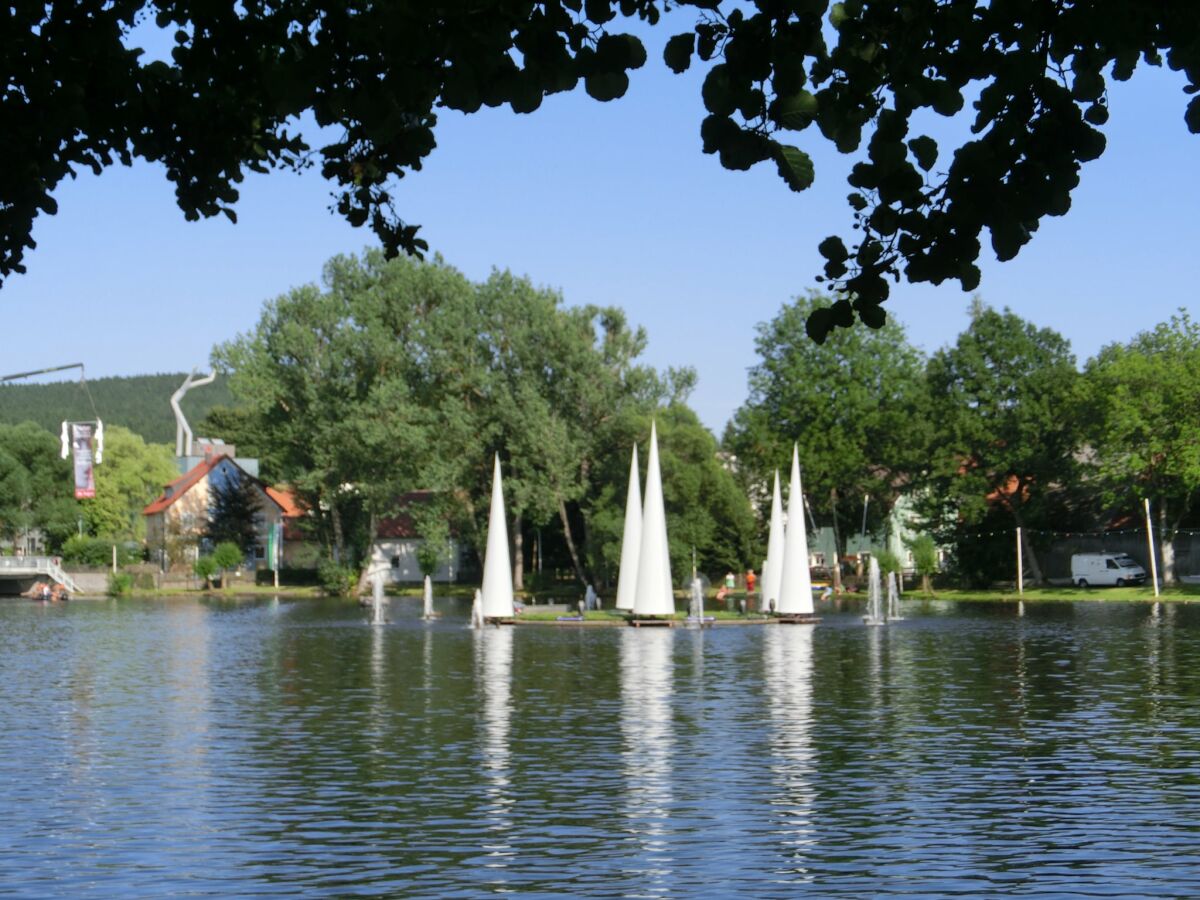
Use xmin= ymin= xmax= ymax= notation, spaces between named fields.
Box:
xmin=874 ymin=549 xmax=902 ymax=577
xmin=212 ymin=541 xmax=244 ymax=573
xmin=318 ymin=560 xmax=357 ymax=597
xmin=107 ymin=572 xmax=133 ymax=597
xmin=62 ymin=535 xmax=141 ymax=567
xmin=906 ymin=534 xmax=940 ymax=594
xmin=194 ymin=556 xmax=218 ymax=588
xmin=416 ymin=542 xmax=442 ymax=577
xmin=254 ymin=567 xmax=320 ymax=586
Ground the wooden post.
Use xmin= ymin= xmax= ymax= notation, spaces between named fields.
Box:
xmin=1145 ymin=498 xmax=1160 ymax=598
xmin=1016 ymin=527 xmax=1023 ymax=595
xmin=111 ymin=544 xmax=117 ymax=574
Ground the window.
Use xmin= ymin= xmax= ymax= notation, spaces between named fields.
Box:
xmin=255 ymin=545 xmax=265 ymax=560
xmin=390 ymin=556 xmax=400 ymax=568
xmin=1107 ymin=559 xmax=1119 ymax=570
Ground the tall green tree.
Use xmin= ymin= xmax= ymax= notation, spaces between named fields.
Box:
xmin=924 ymin=301 xmax=1082 ymax=585
xmin=0 ymin=422 xmax=77 ymax=549
xmin=82 ymin=425 xmax=177 ymax=540
xmin=214 ymin=250 xmax=742 ymax=589
xmin=585 ymin=402 xmax=758 ymax=589
xmin=1083 ymin=310 xmax=1200 ymax=582
xmin=205 ymin=469 xmax=262 ymax=557
xmin=725 ymin=291 xmax=931 ymax=586
xmin=9 ymin=3 xmax=1199 ymax=339
xmin=214 ymin=252 xmax=445 ymax=563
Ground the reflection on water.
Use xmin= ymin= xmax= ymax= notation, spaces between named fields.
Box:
xmin=2 ymin=599 xmax=1200 ymax=896
xmin=620 ymin=627 xmax=675 ymax=891
xmin=763 ymin=626 xmax=815 ymax=873
xmin=476 ymin=627 xmax=513 ymax=808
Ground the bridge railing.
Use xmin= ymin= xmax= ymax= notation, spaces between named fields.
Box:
xmin=0 ymin=556 xmax=81 ymax=593
xmin=0 ymin=556 xmax=55 ymax=570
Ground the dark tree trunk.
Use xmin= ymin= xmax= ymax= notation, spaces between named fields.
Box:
xmin=354 ymin=511 xmax=379 ymax=596
xmin=1161 ymin=500 xmax=1177 ymax=585
xmin=512 ymin=512 xmax=524 ymax=591
xmin=557 ymin=498 xmax=588 ymax=586
xmin=331 ymin=502 xmax=344 ymax=564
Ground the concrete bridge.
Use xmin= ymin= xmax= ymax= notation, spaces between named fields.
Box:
xmin=0 ymin=557 xmax=81 ymax=595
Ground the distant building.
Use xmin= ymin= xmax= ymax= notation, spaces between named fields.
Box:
xmin=364 ymin=490 xmax=467 ymax=584
xmin=143 ymin=455 xmax=303 ymax=571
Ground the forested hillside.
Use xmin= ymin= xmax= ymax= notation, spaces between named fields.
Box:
xmin=0 ymin=373 xmax=234 ymax=445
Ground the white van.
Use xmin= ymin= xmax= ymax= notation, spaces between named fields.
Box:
xmin=1070 ymin=553 xmax=1147 ymax=587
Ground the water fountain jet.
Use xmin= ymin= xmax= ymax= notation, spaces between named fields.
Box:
xmin=370 ymin=573 xmax=387 ymax=626
xmin=863 ymin=557 xmax=884 ymax=625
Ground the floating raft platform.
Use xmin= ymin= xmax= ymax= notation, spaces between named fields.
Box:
xmin=627 ymin=616 xmax=676 ymax=628
xmin=483 ymin=617 xmax=517 ymax=626
xmin=777 ymin=614 xmax=821 ymax=625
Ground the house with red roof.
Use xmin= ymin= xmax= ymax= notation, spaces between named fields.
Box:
xmin=143 ymin=452 xmax=307 ymax=571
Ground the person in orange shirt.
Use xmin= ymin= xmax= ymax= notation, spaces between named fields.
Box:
xmin=745 ymin=569 xmax=756 ymax=597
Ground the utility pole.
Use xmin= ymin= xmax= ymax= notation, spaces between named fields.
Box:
xmin=1144 ymin=498 xmax=1160 ymax=598
xmin=1016 ymin=526 xmax=1023 ymax=595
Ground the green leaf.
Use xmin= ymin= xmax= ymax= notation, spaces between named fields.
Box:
xmin=663 ymin=33 xmax=694 ymax=74
xmin=818 ymin=235 xmax=849 ymax=262
xmin=806 ymin=306 xmax=833 ymax=343
xmin=1084 ymin=102 xmax=1109 ymax=126
xmin=1186 ymin=96 xmax=1200 ymax=134
xmin=700 ymin=114 xmax=739 ymax=154
xmin=771 ymin=90 xmax=818 ymax=131
xmin=856 ymin=302 xmax=887 ymax=329
xmin=773 ymin=144 xmax=815 ymax=192
xmin=907 ymin=135 xmax=938 ymax=171
xmin=830 ymin=298 xmax=855 ymax=327
xmin=584 ymin=71 xmax=629 ymax=102
xmin=701 ymin=65 xmax=736 ymax=116
xmin=584 ymin=0 xmax=614 ymax=24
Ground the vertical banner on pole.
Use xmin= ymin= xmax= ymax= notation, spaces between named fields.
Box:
xmin=70 ymin=423 xmax=96 ymax=499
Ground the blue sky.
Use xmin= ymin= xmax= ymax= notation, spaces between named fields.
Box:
xmin=3 ymin=29 xmax=1197 ymax=435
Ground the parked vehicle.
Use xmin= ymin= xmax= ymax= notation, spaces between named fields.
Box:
xmin=1070 ymin=553 xmax=1147 ymax=587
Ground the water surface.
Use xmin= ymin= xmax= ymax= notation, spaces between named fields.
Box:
xmin=2 ymin=596 xmax=1199 ymax=897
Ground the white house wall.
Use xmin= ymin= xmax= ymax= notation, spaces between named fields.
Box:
xmin=368 ymin=539 xmax=463 ymax=583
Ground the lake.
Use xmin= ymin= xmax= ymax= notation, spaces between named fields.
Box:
xmin=2 ymin=596 xmax=1199 ymax=897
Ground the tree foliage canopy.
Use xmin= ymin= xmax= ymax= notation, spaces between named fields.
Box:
xmin=922 ymin=300 xmax=1082 ymax=583
xmin=0 ymin=421 xmax=76 ymax=547
xmin=81 ymin=424 xmax=177 ymax=540
xmin=724 ymin=290 xmax=930 ymax=552
xmin=213 ymin=250 xmax=752 ymax=580
xmin=205 ymin=467 xmax=263 ymax=555
xmin=6 ymin=1 xmax=1198 ymax=338
xmin=1083 ymin=310 xmax=1200 ymax=532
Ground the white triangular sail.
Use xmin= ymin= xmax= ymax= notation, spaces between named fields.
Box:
xmin=423 ymin=574 xmax=434 ymax=619
xmin=633 ymin=422 xmax=675 ymax=616
xmin=615 ymin=445 xmax=643 ymax=611
xmin=762 ymin=469 xmax=785 ymax=613
xmin=777 ymin=445 xmax=814 ymax=615
xmin=480 ymin=454 xmax=515 ymax=619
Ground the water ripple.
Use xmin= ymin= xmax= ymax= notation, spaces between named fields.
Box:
xmin=1 ymin=597 xmax=1200 ymax=896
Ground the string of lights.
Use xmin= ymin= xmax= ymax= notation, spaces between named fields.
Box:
xmin=949 ymin=527 xmax=1200 ymax=539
